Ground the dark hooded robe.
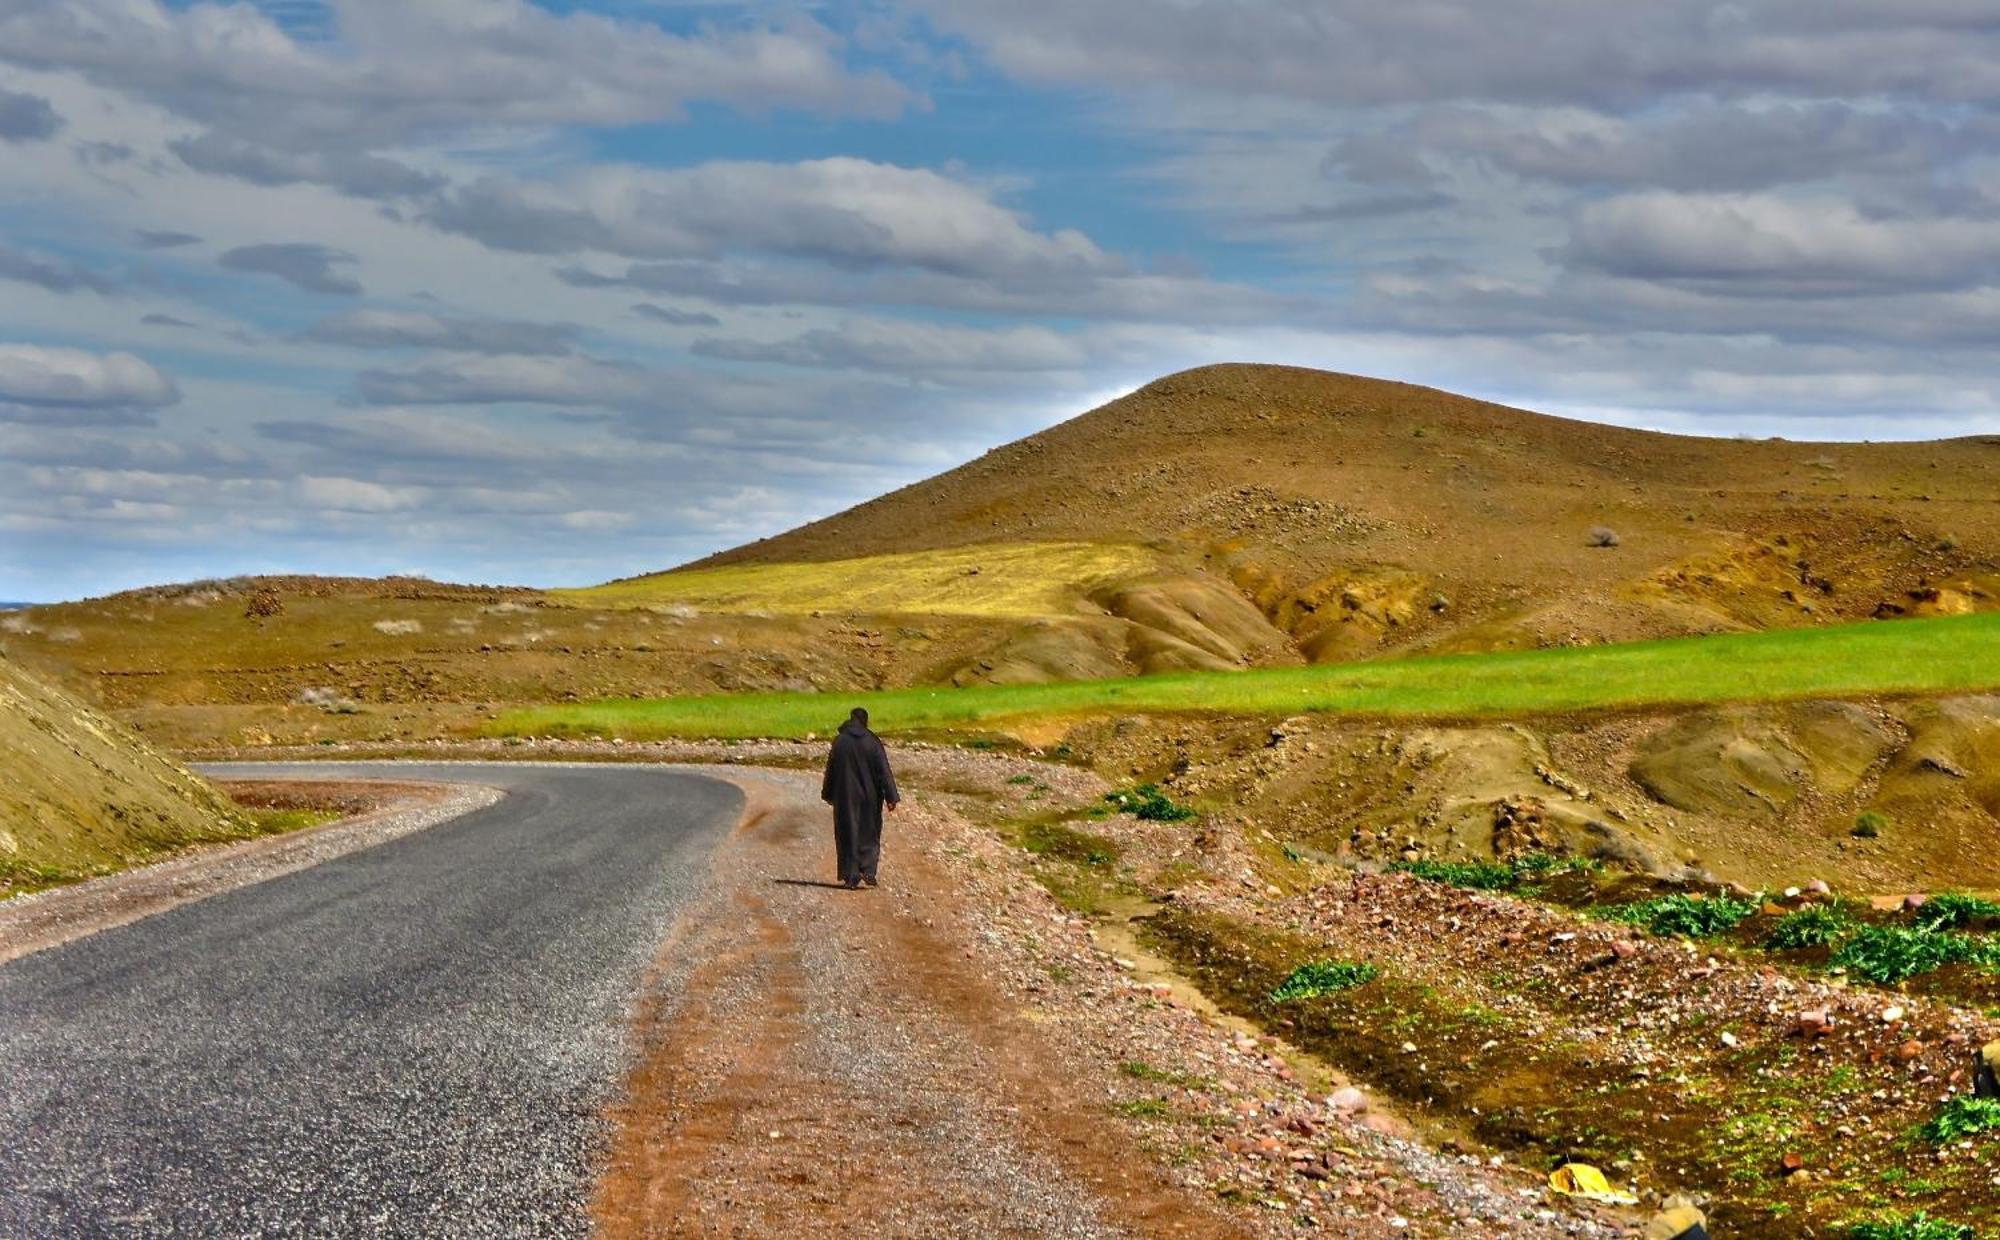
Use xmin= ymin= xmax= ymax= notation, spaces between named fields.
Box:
xmin=821 ymin=710 xmax=898 ymax=886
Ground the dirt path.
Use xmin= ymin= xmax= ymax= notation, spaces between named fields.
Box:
xmin=594 ymin=772 xmax=1249 ymax=1238
xmin=596 ymin=768 xmax=1619 ymax=1239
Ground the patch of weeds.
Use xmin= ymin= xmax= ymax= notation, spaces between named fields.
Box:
xmin=1268 ymin=959 xmax=1380 ymax=1003
xmin=1767 ymin=903 xmax=1854 ymax=949
xmin=1018 ymin=820 xmax=1120 ymax=867
xmin=1120 ymin=1061 xmax=1210 ymax=1090
xmin=1393 ymin=852 xmax=1595 ymax=892
xmin=1103 ymin=784 xmax=1198 ymax=823
xmin=1912 ymin=891 xmax=2000 ymax=932
xmin=1853 ymin=810 xmax=1889 ymax=839
xmin=1832 ymin=925 xmax=2000 ymax=985
xmin=1846 ymin=1212 xmax=1974 ymax=1240
xmin=1918 ymin=1096 xmax=2000 ymax=1145
xmin=1514 ymin=852 xmax=1600 ymax=878
xmin=1114 ymin=1098 xmax=1173 ymax=1119
xmin=1603 ymin=892 xmax=1758 ymax=938
xmin=1393 ymin=858 xmax=1518 ymax=890
xmin=1005 ymin=773 xmax=1036 ymax=785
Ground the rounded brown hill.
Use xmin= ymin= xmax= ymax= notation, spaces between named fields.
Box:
xmin=693 ymin=363 xmax=2000 ymax=659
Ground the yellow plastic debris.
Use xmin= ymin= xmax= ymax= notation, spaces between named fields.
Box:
xmin=1547 ymin=1162 xmax=1639 ymax=1205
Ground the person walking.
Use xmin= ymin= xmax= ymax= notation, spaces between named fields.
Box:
xmin=821 ymin=707 xmax=898 ymax=889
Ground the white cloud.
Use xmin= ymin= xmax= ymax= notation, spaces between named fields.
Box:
xmin=0 ymin=343 xmax=178 ymax=409
xmin=294 ymin=475 xmax=428 ymax=512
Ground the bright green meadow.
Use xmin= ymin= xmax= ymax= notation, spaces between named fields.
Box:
xmin=492 ymin=612 xmax=2000 ymax=741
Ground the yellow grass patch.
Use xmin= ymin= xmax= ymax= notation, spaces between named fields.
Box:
xmin=557 ymin=542 xmax=1159 ymax=619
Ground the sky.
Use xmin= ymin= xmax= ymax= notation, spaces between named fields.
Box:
xmin=3 ymin=2 xmax=1999 ymax=601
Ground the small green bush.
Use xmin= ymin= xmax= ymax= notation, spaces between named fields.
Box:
xmin=1269 ymin=959 xmax=1380 ymax=1003
xmin=1831 ymin=925 xmax=1999 ymax=985
xmin=1766 ymin=904 xmax=1854 ymax=950
xmin=1605 ymin=892 xmax=1758 ymax=938
xmin=1848 ymin=1211 xmax=1974 ymax=1240
xmin=1103 ymin=784 xmax=1198 ymax=823
xmin=1853 ymin=810 xmax=1889 ymax=839
xmin=1912 ymin=891 xmax=2000 ymax=932
xmin=1918 ymin=1096 xmax=2000 ymax=1145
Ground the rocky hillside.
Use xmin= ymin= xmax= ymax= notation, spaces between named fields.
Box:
xmin=0 ymin=653 xmax=248 ymax=894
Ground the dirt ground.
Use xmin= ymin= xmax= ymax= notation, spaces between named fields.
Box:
xmin=595 ymin=763 xmax=1627 ymax=1239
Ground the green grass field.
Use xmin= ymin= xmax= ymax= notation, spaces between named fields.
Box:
xmin=491 ymin=611 xmax=2000 ymax=741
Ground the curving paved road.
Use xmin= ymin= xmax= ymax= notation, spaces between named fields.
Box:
xmin=0 ymin=762 xmax=743 ymax=1238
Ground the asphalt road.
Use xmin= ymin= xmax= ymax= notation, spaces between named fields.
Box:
xmin=0 ymin=762 xmax=744 ymax=1238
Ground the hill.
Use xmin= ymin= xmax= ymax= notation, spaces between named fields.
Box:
xmin=678 ymin=363 xmax=1999 ymax=669
xmin=0 ymin=653 xmax=251 ymax=895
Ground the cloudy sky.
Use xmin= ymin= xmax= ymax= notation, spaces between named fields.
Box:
xmin=4 ymin=1 xmax=1998 ymax=600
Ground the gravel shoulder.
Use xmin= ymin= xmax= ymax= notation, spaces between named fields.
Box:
xmin=0 ymin=778 xmax=499 ymax=964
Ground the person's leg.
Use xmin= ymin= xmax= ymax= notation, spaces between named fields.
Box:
xmin=856 ymin=801 xmax=883 ymax=885
xmin=833 ymin=806 xmax=859 ymax=886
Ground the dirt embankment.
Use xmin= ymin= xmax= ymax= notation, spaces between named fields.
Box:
xmin=0 ymin=653 xmax=251 ymax=894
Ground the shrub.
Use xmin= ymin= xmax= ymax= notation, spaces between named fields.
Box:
xmin=1269 ymin=959 xmax=1380 ymax=1003
xmin=1918 ymin=1096 xmax=2000 ymax=1145
xmin=1853 ymin=810 xmax=1889 ymax=839
xmin=372 ymin=618 xmax=423 ymax=636
xmin=1604 ymin=892 xmax=1758 ymax=938
xmin=1767 ymin=904 xmax=1853 ymax=950
xmin=1831 ymin=925 xmax=1999 ymax=985
xmin=1104 ymin=784 xmax=1197 ymax=823
xmin=1586 ymin=526 xmax=1621 ymax=548
xmin=1912 ymin=891 xmax=2000 ymax=932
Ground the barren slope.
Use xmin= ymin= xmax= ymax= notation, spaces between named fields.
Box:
xmin=0 ymin=653 xmax=248 ymax=893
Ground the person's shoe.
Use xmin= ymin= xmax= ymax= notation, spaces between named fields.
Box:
xmin=861 ymin=876 xmax=879 ymax=888
xmin=842 ymin=878 xmax=861 ymax=890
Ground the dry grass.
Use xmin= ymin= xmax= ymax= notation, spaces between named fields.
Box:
xmin=559 ymin=541 xmax=1159 ymax=619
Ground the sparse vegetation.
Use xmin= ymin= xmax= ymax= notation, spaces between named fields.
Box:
xmin=560 ymin=540 xmax=1158 ymax=619
xmin=1268 ymin=960 xmax=1380 ymax=1002
xmin=1604 ymin=892 xmax=1758 ymax=939
xmin=1847 ymin=1211 xmax=1975 ymax=1240
xmin=1392 ymin=858 xmax=1519 ymax=890
xmin=1854 ymin=810 xmax=1890 ymax=839
xmin=1018 ymin=820 xmax=1120 ymax=867
xmin=1103 ymin=784 xmax=1197 ymax=823
xmin=1918 ymin=1097 xmax=2000 ymax=1146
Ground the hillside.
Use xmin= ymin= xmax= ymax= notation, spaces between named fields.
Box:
xmin=0 ymin=653 xmax=250 ymax=894
xmin=687 ymin=363 xmax=2000 ymax=666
